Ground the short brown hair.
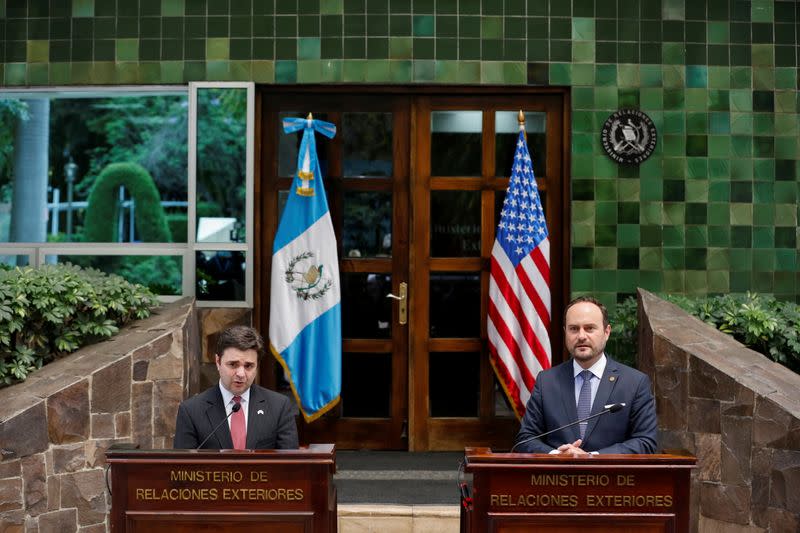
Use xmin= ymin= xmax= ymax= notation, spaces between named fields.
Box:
xmin=216 ymin=325 xmax=266 ymax=358
xmin=564 ymin=296 xmax=610 ymax=328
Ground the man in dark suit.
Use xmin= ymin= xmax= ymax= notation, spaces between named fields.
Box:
xmin=173 ymin=325 xmax=299 ymax=450
xmin=514 ymin=296 xmax=657 ymax=455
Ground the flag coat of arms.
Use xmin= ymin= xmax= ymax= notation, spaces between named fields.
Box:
xmin=269 ymin=116 xmax=341 ymax=422
xmin=488 ymin=127 xmax=552 ymax=419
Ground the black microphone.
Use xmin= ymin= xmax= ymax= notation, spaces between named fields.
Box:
xmin=510 ymin=403 xmax=625 ymax=453
xmin=196 ymin=403 xmax=241 ymax=450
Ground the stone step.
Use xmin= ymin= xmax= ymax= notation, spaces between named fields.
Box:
xmin=338 ymin=504 xmax=460 ymax=533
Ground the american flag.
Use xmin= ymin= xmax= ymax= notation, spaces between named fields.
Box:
xmin=488 ymin=128 xmax=551 ymax=420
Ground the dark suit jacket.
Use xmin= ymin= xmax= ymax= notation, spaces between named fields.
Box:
xmin=514 ymin=356 xmax=658 ymax=454
xmin=173 ymin=384 xmax=299 ymax=450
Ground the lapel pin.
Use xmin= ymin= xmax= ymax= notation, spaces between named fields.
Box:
xmin=257 ymin=409 xmax=264 ymax=415
xmin=609 ymin=376 xmax=616 ymax=382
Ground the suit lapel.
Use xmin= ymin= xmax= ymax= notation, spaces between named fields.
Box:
xmin=583 ymin=356 xmax=619 ymax=443
xmin=246 ymin=386 xmax=267 ymax=449
xmin=558 ymin=363 xmax=580 ymax=441
xmin=205 ymin=388 xmax=233 ymax=449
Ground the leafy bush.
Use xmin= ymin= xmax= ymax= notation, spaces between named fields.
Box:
xmin=612 ymin=293 xmax=800 ymax=373
xmin=0 ymin=264 xmax=158 ymax=387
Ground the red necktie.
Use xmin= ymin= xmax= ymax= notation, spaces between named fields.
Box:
xmin=230 ymin=396 xmax=246 ymax=449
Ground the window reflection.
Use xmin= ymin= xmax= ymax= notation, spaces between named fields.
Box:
xmin=431 ymin=190 xmax=480 ymax=257
xmin=495 ymin=111 xmax=546 ymax=178
xmin=429 ymin=272 xmax=480 ymax=338
xmin=342 ymin=273 xmax=392 ymax=339
xmin=278 ymin=111 xmax=331 ymax=178
xmin=343 ymin=192 xmax=391 ymax=258
xmin=430 ymin=111 xmax=482 ymax=176
xmin=343 ymin=113 xmax=393 ymax=177
xmin=196 ymin=250 xmax=246 ymax=301
xmin=430 ymin=351 xmax=479 ymax=417
xmin=45 ymin=255 xmax=182 ymax=295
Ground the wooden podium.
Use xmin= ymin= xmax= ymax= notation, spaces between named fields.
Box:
xmin=106 ymin=444 xmax=337 ymax=533
xmin=461 ymin=447 xmax=695 ymax=533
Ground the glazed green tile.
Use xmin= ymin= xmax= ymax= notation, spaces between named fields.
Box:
xmin=25 ymin=63 xmax=47 ymax=84
xmin=571 ymin=155 xmax=593 ymax=178
xmin=775 ymin=91 xmax=796 ymax=113
xmin=753 ymin=203 xmax=773 ymax=226
xmin=206 ymin=60 xmax=232 ymax=80
xmin=661 ymin=42 xmax=685 ymax=65
xmin=340 ymin=59 xmax=365 ymax=80
xmin=617 ymin=225 xmax=640 ymax=247
xmin=595 ymin=180 xmax=617 ymax=202
xmin=775 ymin=250 xmax=797 ymax=272
xmin=298 ymin=37 xmax=321 ymax=59
xmin=48 ymin=63 xmax=71 ymax=84
xmin=593 ymin=86 xmax=617 ymax=109
xmin=571 ymin=17 xmax=594 ymax=41
xmin=548 ymin=63 xmax=570 ymax=85
xmin=686 ymin=112 xmax=708 ymax=134
xmin=663 ymin=89 xmax=685 ymax=110
xmin=684 ymin=89 xmax=707 ymax=112
xmin=662 ymin=134 xmax=685 ymax=157
xmin=686 ymin=157 xmax=708 ymax=180
xmin=706 ymin=270 xmax=730 ymax=292
xmin=707 ymin=67 xmax=730 ymax=89
xmin=635 ymin=65 xmax=660 ymax=88
xmin=26 ymin=40 xmax=48 ymax=63
xmin=455 ymin=60 xmax=479 ymax=83
xmin=389 ymin=37 xmax=412 ymax=59
xmin=708 ymin=226 xmax=731 ymax=247
xmin=729 ymin=67 xmax=751 ymax=89
xmin=730 ymin=203 xmax=753 ymax=226
xmin=478 ymin=16 xmax=501 ymax=39
xmin=87 ymin=61 xmax=112 ymax=83
xmin=572 ymin=41 xmax=594 ymax=64
xmin=413 ymin=58 xmax=434 ymax=81
xmin=412 ymin=14 xmax=433 ymax=37
xmin=775 ymin=68 xmax=796 ymax=90
xmin=616 ymin=64 xmax=639 ymax=88
xmin=754 ymin=159 xmax=776 ymax=180
xmin=730 ymin=113 xmax=753 ymax=135
xmin=775 ymin=114 xmax=798 ymax=136
xmin=138 ymin=61 xmax=162 ymax=82
xmin=664 ymin=158 xmax=687 ymax=179
xmin=708 ymin=136 xmax=731 ymax=158
xmin=360 ymin=58 xmax=388 ymax=81
xmin=115 ymin=62 xmax=140 ymax=83
xmin=434 ymin=37 xmax=456 ymax=59
xmin=206 ymin=37 xmax=229 ymax=60
xmin=345 ymin=36 xmax=367 ymax=58
xmin=662 ymin=111 xmax=684 ymax=134
xmin=729 ymin=136 xmax=752 ymax=158
xmin=571 ymin=65 xmax=594 ymax=86
xmin=477 ymin=60 xmax=500 ymax=83
xmin=750 ymin=45 xmax=774 ymax=68
xmin=571 ymin=269 xmax=594 ymax=291
xmin=639 ymin=88 xmax=663 ymax=110
xmin=751 ymin=0 xmax=773 ymax=23
xmin=639 ymin=201 xmax=662 ymax=224
xmin=572 ymin=201 xmax=595 ymax=225
xmin=572 ymin=87 xmax=594 ymax=110
xmin=639 ymin=248 xmax=663 ymax=271
xmin=729 ymin=90 xmax=752 ymax=112
xmin=774 ymin=204 xmax=797 ymax=227
xmin=296 ymin=59 xmax=321 ymax=81
xmin=321 ymin=0 xmax=343 ymax=14
xmin=73 ymin=0 xmax=94 ymax=17
xmin=595 ymin=224 xmax=616 ymax=246
xmin=114 ymin=39 xmax=138 ymax=61
xmin=752 ymin=66 xmax=775 ymax=90
xmin=663 ymin=202 xmax=685 ymax=226
xmin=595 ymin=201 xmax=618 ymax=224
xmin=502 ymin=62 xmax=525 ymax=84
xmin=593 ymin=248 xmax=617 ymax=269
xmin=157 ymin=60 xmax=183 ymax=82
xmin=572 ymin=223 xmax=595 ymax=246
xmin=162 ymin=0 xmax=185 ymax=16
xmin=274 ymin=59 xmax=297 ymax=82
xmin=774 ymin=137 xmax=797 ymax=160
xmin=230 ymin=60 xmax=253 ymax=81
xmin=662 ymin=248 xmax=685 ymax=270
xmin=618 ymin=180 xmax=640 ymax=201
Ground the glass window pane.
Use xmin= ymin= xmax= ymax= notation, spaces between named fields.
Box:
xmin=343 ymin=191 xmax=392 ymax=258
xmin=277 ymin=111 xmax=331 ymax=178
xmin=0 ymin=255 xmax=30 ymax=267
xmin=431 ymin=190 xmax=480 ymax=257
xmin=343 ymin=112 xmax=392 ymax=177
xmin=0 ymin=93 xmax=188 ymax=244
xmin=342 ymin=352 xmax=391 ymax=418
xmin=196 ymin=250 xmax=246 ymax=301
xmin=495 ymin=111 xmax=546 ymax=178
xmin=429 ymin=272 xmax=480 ymax=338
xmin=45 ymin=255 xmax=182 ymax=295
xmin=341 ymin=272 xmax=392 ymax=338
xmin=494 ymin=376 xmax=515 ymax=418
xmin=430 ymin=351 xmax=479 ymax=417
xmin=430 ymin=111 xmax=482 ymax=176
xmin=196 ymin=88 xmax=247 ymax=243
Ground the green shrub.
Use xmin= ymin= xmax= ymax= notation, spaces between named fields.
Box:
xmin=84 ymin=162 xmax=172 ymax=242
xmin=612 ymin=293 xmax=800 ymax=373
xmin=0 ymin=264 xmax=158 ymax=387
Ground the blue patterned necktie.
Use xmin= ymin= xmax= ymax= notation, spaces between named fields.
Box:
xmin=577 ymin=370 xmax=593 ymax=439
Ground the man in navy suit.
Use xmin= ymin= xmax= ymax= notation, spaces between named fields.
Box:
xmin=173 ymin=325 xmax=299 ymax=450
xmin=514 ymin=296 xmax=657 ymax=455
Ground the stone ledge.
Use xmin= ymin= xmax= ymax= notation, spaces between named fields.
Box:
xmin=338 ymin=504 xmax=459 ymax=533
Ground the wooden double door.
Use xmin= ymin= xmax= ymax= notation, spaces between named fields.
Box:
xmin=256 ymin=87 xmax=569 ymax=451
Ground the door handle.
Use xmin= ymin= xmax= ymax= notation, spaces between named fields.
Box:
xmin=386 ymin=282 xmax=407 ymax=325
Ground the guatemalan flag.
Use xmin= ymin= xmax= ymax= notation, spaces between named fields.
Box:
xmin=488 ymin=124 xmax=552 ymax=420
xmin=269 ymin=115 xmax=341 ymax=422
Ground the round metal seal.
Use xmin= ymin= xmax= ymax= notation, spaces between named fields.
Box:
xmin=600 ymin=109 xmax=658 ymax=165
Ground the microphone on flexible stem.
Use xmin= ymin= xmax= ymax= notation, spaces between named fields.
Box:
xmin=196 ymin=403 xmax=241 ymax=450
xmin=510 ymin=403 xmax=626 ymax=453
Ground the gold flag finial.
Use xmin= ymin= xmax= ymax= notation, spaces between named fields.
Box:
xmin=518 ymin=110 xmax=527 ymax=141
xmin=307 ymin=112 xmax=313 ymax=120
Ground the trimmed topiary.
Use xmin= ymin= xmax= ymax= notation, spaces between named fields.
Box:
xmin=84 ymin=162 xmax=172 ymax=242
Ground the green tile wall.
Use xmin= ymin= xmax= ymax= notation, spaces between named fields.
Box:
xmin=1 ymin=0 xmax=798 ymax=305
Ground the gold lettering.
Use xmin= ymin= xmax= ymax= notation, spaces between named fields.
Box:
xmin=250 ymin=471 xmax=269 ymax=483
xmin=617 ymin=474 xmax=635 ymax=486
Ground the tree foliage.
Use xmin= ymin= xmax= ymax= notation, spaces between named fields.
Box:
xmin=0 ymin=263 xmax=158 ymax=387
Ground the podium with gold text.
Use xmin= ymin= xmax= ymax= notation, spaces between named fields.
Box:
xmin=461 ymin=447 xmax=695 ymax=533
xmin=106 ymin=444 xmax=336 ymax=533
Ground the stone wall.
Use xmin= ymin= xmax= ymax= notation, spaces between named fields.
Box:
xmin=0 ymin=299 xmax=197 ymax=532
xmin=638 ymin=289 xmax=800 ymax=533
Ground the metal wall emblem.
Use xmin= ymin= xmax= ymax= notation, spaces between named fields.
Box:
xmin=600 ymin=109 xmax=658 ymax=165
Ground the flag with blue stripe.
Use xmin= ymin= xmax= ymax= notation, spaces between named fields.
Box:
xmin=269 ymin=115 xmax=341 ymax=422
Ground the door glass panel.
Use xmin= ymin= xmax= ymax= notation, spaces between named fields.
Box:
xmin=196 ymin=250 xmax=246 ymax=301
xmin=495 ymin=111 xmax=547 ymax=178
xmin=429 ymin=272 xmax=480 ymax=337
xmin=45 ymin=254 xmax=182 ymax=295
xmin=343 ymin=112 xmax=393 ymax=177
xmin=494 ymin=377 xmax=515 ymax=417
xmin=196 ymin=87 xmax=247 ymax=243
xmin=341 ymin=272 xmax=392 ymax=339
xmin=431 ymin=190 xmax=480 ymax=257
xmin=278 ymin=111 xmax=331 ymax=178
xmin=343 ymin=192 xmax=392 ymax=258
xmin=342 ymin=352 xmax=392 ymax=418
xmin=430 ymin=111 xmax=482 ymax=176
xmin=429 ymin=351 xmax=479 ymax=417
